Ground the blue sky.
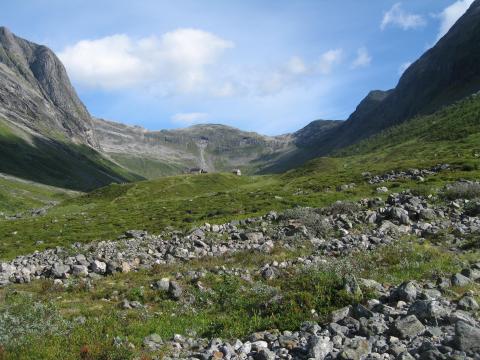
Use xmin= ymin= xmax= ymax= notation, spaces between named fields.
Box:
xmin=0 ymin=0 xmax=475 ymax=134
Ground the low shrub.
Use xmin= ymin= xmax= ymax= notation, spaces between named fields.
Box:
xmin=443 ymin=182 xmax=480 ymax=200
xmin=0 ymin=292 xmax=70 ymax=349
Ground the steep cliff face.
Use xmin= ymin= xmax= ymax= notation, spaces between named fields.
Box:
xmin=268 ymin=0 xmax=480 ymax=171
xmin=0 ymin=26 xmax=98 ymax=148
xmin=0 ymin=27 xmax=142 ymax=190
xmin=335 ymin=0 xmax=480 ymax=147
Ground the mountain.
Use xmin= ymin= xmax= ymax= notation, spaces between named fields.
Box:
xmin=0 ymin=27 xmax=141 ymax=190
xmin=0 ymin=27 xmax=98 ymax=147
xmin=94 ymin=118 xmax=294 ymax=177
xmin=334 ymin=0 xmax=480 ymax=148
xmin=270 ymin=0 xmax=480 ymax=171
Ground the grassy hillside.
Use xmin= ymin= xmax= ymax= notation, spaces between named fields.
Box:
xmin=0 ymin=118 xmax=143 ymax=191
xmin=0 ymin=174 xmax=77 ymax=214
xmin=1 ymin=96 xmax=479 ymax=258
xmin=0 ymin=94 xmax=479 ymax=360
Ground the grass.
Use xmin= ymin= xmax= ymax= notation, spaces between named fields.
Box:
xmin=0 ymin=93 xmax=479 ymax=358
xmin=0 ymin=175 xmax=76 ymax=214
xmin=0 ymin=118 xmax=142 ymax=192
xmin=0 ymin=239 xmax=477 ymax=359
xmin=1 ymin=96 xmax=480 ymax=258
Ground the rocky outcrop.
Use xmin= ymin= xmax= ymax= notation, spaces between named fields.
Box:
xmin=0 ymin=26 xmax=98 ymax=148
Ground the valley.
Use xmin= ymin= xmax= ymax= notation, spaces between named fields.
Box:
xmin=0 ymin=1 xmax=479 ymax=359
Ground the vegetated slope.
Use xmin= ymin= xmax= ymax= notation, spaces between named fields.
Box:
xmin=1 ymin=96 xmax=479 ymax=258
xmin=266 ymin=0 xmax=480 ymax=172
xmin=0 ymin=172 xmax=77 ymax=214
xmin=0 ymin=117 xmax=142 ymax=191
xmin=335 ymin=94 xmax=480 ymax=166
xmin=0 ymin=27 xmax=142 ymax=189
xmin=94 ymin=118 xmax=294 ymax=177
xmin=331 ymin=0 xmax=480 ymax=148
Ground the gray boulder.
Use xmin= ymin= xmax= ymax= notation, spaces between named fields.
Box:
xmin=394 ymin=315 xmax=425 ymax=339
xmin=453 ymin=321 xmax=480 ymax=353
xmin=451 ymin=273 xmax=471 ymax=287
xmin=308 ymin=335 xmax=333 ymax=359
xmin=90 ymin=260 xmax=107 ymax=274
xmin=143 ymin=333 xmax=163 ymax=351
xmin=51 ymin=263 xmax=70 ymax=278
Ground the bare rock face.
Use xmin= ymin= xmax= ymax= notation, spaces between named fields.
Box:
xmin=0 ymin=26 xmax=99 ymax=148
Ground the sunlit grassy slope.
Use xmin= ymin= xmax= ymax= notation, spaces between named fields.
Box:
xmin=0 ymin=95 xmax=479 ymax=259
xmin=0 ymin=174 xmax=77 ymax=214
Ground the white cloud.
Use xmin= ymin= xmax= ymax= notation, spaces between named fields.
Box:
xmin=59 ymin=30 xmax=347 ymax=98
xmin=59 ymin=29 xmax=234 ymax=93
xmin=287 ymin=56 xmax=307 ymax=75
xmin=351 ymin=47 xmax=372 ymax=69
xmin=436 ymin=0 xmax=474 ymax=39
xmin=171 ymin=112 xmax=208 ymax=125
xmin=398 ymin=61 xmax=412 ymax=75
xmin=381 ymin=3 xmax=426 ymax=30
xmin=258 ymin=50 xmax=342 ymax=96
xmin=317 ymin=49 xmax=343 ymax=75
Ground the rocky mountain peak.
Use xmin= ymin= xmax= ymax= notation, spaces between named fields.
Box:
xmin=0 ymin=27 xmax=99 ymax=148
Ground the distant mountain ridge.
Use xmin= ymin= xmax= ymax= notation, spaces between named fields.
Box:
xmin=0 ymin=0 xmax=479 ymax=187
xmin=94 ymin=118 xmax=295 ymax=177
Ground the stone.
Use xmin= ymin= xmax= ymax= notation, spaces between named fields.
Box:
xmin=453 ymin=321 xmax=480 ymax=353
xmin=396 ymin=352 xmax=415 ymax=360
xmin=352 ymin=304 xmax=373 ymax=320
xmin=120 ymin=262 xmax=131 ymax=273
xmin=330 ymin=306 xmax=351 ymax=323
xmin=458 ymin=295 xmax=479 ymax=311
xmin=261 ymin=267 xmax=275 ymax=280
xmin=450 ymin=273 xmax=471 ymax=287
xmin=407 ymin=300 xmax=449 ymax=322
xmin=152 ymin=278 xmax=170 ymax=291
xmin=51 ymin=263 xmax=70 ymax=278
xmin=461 ymin=268 xmax=480 ymax=281
xmin=391 ymin=281 xmax=417 ymax=303
xmin=308 ymin=335 xmax=333 ymax=359
xmin=71 ymin=264 xmax=89 ymax=277
xmin=253 ymin=348 xmax=275 ymax=360
xmin=125 ymin=230 xmax=148 ymax=239
xmin=90 ymin=260 xmax=107 ymax=274
xmin=419 ymin=209 xmax=436 ymax=221
xmin=168 ymin=281 xmax=183 ymax=300
xmin=359 ymin=317 xmax=388 ymax=337
xmin=394 ymin=315 xmax=425 ymax=339
xmin=338 ymin=337 xmax=370 ymax=360
xmin=143 ymin=333 xmax=163 ymax=351
xmin=343 ymin=275 xmax=363 ymax=298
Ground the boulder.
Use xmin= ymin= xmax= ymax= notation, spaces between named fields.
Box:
xmin=393 ymin=315 xmax=425 ymax=339
xmin=143 ymin=333 xmax=163 ymax=351
xmin=308 ymin=335 xmax=333 ymax=359
xmin=451 ymin=273 xmax=471 ymax=287
xmin=453 ymin=321 xmax=480 ymax=353
xmin=51 ymin=263 xmax=70 ymax=278
xmin=90 ymin=260 xmax=107 ymax=274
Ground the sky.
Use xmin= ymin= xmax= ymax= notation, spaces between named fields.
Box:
xmin=0 ymin=0 xmax=475 ymax=135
